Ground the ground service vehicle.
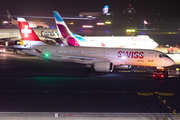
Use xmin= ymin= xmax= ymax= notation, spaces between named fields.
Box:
xmin=0 ymin=45 xmax=5 ymax=53
xmin=152 ymin=68 xmax=169 ymax=79
xmin=167 ymin=47 xmax=179 ymax=54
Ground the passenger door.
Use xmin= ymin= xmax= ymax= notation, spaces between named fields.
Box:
xmin=148 ymin=52 xmax=154 ymax=62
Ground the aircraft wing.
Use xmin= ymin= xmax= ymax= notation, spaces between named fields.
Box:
xmin=0 ymin=37 xmax=20 ymax=41
xmin=50 ymin=54 xmax=109 ymax=64
xmin=5 ymin=46 xmax=30 ymax=50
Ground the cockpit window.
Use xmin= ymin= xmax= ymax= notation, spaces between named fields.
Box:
xmin=159 ymin=54 xmax=170 ymax=58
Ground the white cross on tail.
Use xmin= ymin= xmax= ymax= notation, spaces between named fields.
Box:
xmin=21 ymin=25 xmax=31 ymax=37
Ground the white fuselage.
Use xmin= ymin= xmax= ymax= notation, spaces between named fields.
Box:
xmin=79 ymin=12 xmax=101 ymax=17
xmin=0 ymin=29 xmax=158 ymax=49
xmin=19 ymin=45 xmax=174 ymax=67
xmin=82 ymin=35 xmax=158 ymax=49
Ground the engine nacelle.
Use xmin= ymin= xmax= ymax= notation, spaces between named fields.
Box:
xmin=94 ymin=61 xmax=113 ymax=72
xmin=116 ymin=65 xmax=131 ymax=69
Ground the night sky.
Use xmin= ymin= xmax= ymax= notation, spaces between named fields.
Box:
xmin=1 ymin=0 xmax=180 ymax=16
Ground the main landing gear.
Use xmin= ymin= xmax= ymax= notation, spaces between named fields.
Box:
xmin=84 ymin=65 xmax=91 ymax=73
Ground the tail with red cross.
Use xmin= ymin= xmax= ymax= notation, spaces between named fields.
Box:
xmin=17 ymin=17 xmax=46 ymax=45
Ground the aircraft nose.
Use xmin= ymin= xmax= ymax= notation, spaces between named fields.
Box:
xmin=168 ymin=59 xmax=175 ymax=66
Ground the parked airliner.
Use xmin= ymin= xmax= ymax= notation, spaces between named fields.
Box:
xmin=13 ymin=17 xmax=174 ymax=73
xmin=53 ymin=11 xmax=158 ymax=49
xmin=0 ymin=28 xmax=157 ymax=50
xmin=5 ymin=10 xmax=49 ymax=28
xmin=79 ymin=5 xmax=109 ymax=18
xmin=0 ymin=11 xmax=157 ymax=49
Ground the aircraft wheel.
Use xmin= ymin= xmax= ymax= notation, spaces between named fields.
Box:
xmin=84 ymin=67 xmax=91 ymax=73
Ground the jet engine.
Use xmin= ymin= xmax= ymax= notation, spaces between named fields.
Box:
xmin=116 ymin=65 xmax=131 ymax=69
xmin=94 ymin=61 xmax=113 ymax=72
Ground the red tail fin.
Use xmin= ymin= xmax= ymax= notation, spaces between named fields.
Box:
xmin=17 ymin=18 xmax=40 ymax=41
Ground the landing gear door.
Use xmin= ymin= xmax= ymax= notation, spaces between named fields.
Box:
xmin=148 ymin=52 xmax=154 ymax=62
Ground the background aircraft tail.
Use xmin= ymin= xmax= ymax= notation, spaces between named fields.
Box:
xmin=53 ymin=11 xmax=80 ymax=46
xmin=17 ymin=17 xmax=46 ymax=45
xmin=102 ymin=5 xmax=109 ymax=14
xmin=6 ymin=10 xmax=17 ymax=24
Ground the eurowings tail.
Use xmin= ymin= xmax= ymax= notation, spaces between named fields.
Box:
xmin=17 ymin=17 xmax=46 ymax=46
xmin=102 ymin=5 xmax=109 ymax=14
xmin=53 ymin=11 xmax=80 ymax=46
xmin=53 ymin=11 xmax=105 ymax=47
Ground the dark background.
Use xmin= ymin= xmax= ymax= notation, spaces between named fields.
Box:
xmin=1 ymin=0 xmax=180 ymax=16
